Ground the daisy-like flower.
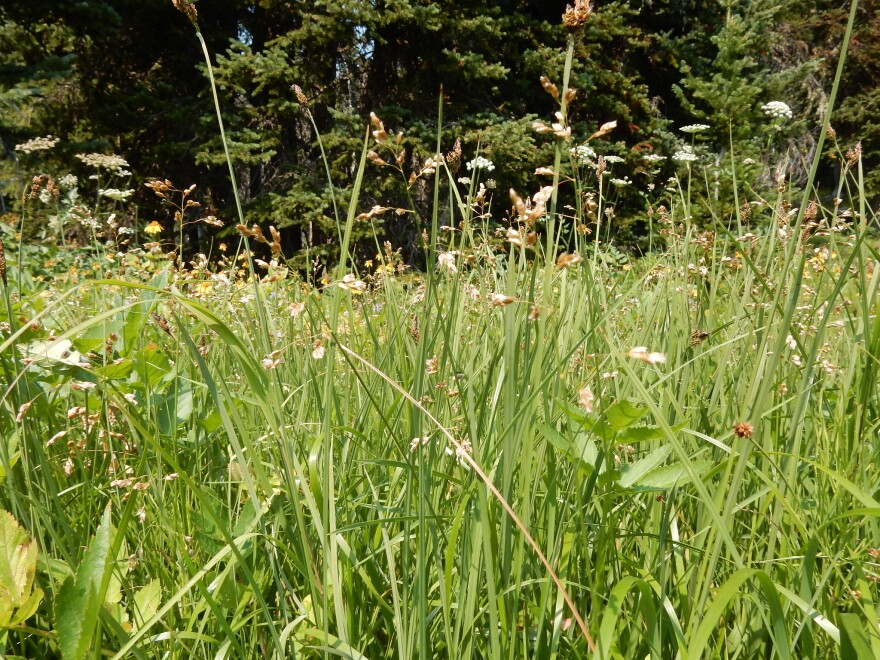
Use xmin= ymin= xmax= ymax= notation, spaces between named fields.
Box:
xmin=143 ymin=221 xmax=163 ymax=235
xmin=680 ymin=124 xmax=710 ymax=133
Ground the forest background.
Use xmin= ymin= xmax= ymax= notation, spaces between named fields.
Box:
xmin=1 ymin=0 xmax=878 ymax=267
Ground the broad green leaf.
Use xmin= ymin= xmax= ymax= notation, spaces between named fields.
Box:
xmin=618 ymin=445 xmax=671 ymax=488
xmin=0 ymin=509 xmax=41 ymax=625
xmin=571 ymin=433 xmax=600 ymax=471
xmin=132 ymin=579 xmax=161 ymax=631
xmin=839 ymin=613 xmax=874 ymax=660
xmin=603 ymin=399 xmax=649 ymax=431
xmin=634 ymin=460 xmax=712 ymax=489
xmin=96 ymin=358 xmax=134 ymax=381
xmin=56 ymin=504 xmax=115 ymax=660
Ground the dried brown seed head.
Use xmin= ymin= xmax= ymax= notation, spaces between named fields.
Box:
xmin=733 ymin=422 xmax=754 ymax=439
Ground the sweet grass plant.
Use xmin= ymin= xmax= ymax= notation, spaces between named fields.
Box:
xmin=1 ymin=0 xmax=879 ymax=657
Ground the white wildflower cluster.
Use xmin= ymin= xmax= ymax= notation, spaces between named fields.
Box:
xmin=680 ymin=124 xmax=710 ymax=133
xmin=99 ymin=188 xmax=135 ymax=201
xmin=761 ymin=101 xmax=792 ymax=119
xmin=570 ymin=144 xmax=596 ymax=164
xmin=15 ymin=135 xmax=60 ymax=154
xmin=58 ymin=174 xmax=78 ymax=189
xmin=673 ymin=146 xmax=699 ymax=163
xmin=466 ymin=156 xmax=495 ymax=172
xmin=643 ymin=154 xmax=667 ymax=162
xmin=603 ymin=155 xmax=625 ymax=164
xmin=610 ymin=176 xmax=632 ymax=187
xmin=75 ymin=153 xmax=130 ymax=173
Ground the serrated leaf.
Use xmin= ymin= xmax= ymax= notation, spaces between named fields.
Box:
xmin=56 ymin=504 xmax=114 ymax=660
xmin=0 ymin=509 xmax=39 ymax=612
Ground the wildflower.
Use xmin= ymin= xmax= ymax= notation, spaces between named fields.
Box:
xmin=46 ymin=430 xmax=67 ymax=447
xmin=410 ymin=436 xmax=430 ymax=452
xmin=437 ymin=252 xmax=458 ymax=273
xmin=136 ymin=507 xmax=146 ymax=523
xmin=288 ymin=302 xmax=305 ymax=319
xmin=785 ymin=334 xmax=797 ymax=349
xmin=292 ymin=83 xmax=309 ymax=106
xmin=63 ymin=457 xmax=75 ymax=476
xmin=262 ymin=350 xmax=283 ymax=370
xmin=690 ymin=330 xmax=709 ymax=346
xmin=490 ymin=294 xmax=516 ymax=307
xmin=68 ymin=406 xmax=87 ymax=419
xmin=562 ymin=0 xmax=593 ymax=28
xmin=643 ymin=154 xmax=666 ymax=162
xmin=741 ymin=157 xmax=757 ymax=165
xmin=312 ymin=340 xmax=326 ymax=360
xmin=444 ymin=437 xmax=473 ymax=468
xmin=556 ymin=252 xmax=583 ymax=269
xmin=528 ymin=305 xmax=540 ymax=321
xmin=124 ymin=393 xmax=138 ymax=405
xmin=578 ymin=386 xmax=594 ymax=413
xmin=679 ymin=124 xmax=710 ymax=133
xmin=75 ymin=153 xmax=129 ymax=172
xmin=466 ymin=156 xmax=495 ymax=172
xmin=540 ymin=75 xmax=559 ymax=99
xmin=143 ymin=221 xmax=163 ymax=235
xmin=603 ymin=155 xmax=625 ymax=164
xmin=588 ymin=120 xmax=617 ymax=141
xmin=99 ymin=188 xmax=135 ymax=201
xmin=733 ymin=422 xmax=754 ymax=439
xmin=164 ymin=473 xmax=179 ymax=481
xmin=15 ymin=135 xmax=60 ymax=153
xmin=761 ymin=101 xmax=792 ymax=119
xmin=845 ymin=142 xmax=862 ymax=167
xmin=627 ymin=346 xmax=666 ymax=366
xmin=610 ymin=176 xmax=631 ymax=187
xmin=571 ymin=144 xmax=596 ymax=164
xmin=425 ymin=356 xmax=439 ymax=375
xmin=16 ymin=402 xmax=32 ymax=423
xmin=673 ymin=147 xmax=699 ymax=162
xmin=550 ymin=111 xmax=571 ymax=139
xmin=534 ymin=167 xmax=555 ymax=176
xmin=338 ymin=274 xmax=366 ymax=294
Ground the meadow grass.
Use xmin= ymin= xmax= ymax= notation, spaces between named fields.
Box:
xmin=1 ymin=140 xmax=878 ymax=658
xmin=1 ymin=1 xmax=879 ymax=656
